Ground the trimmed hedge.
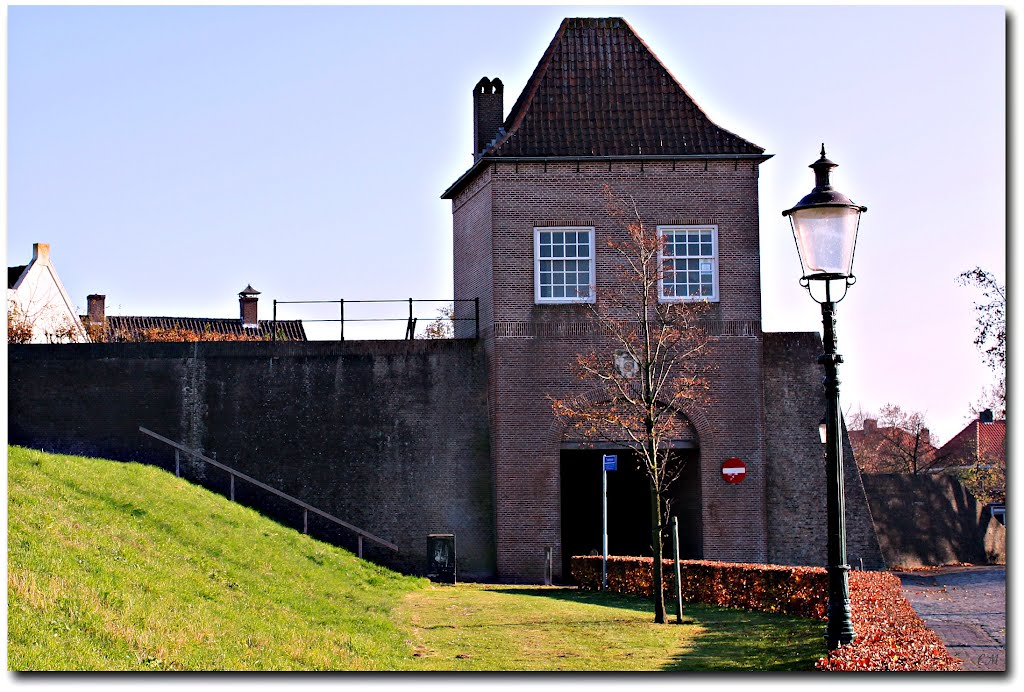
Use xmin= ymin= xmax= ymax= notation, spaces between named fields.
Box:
xmin=570 ymin=556 xmax=960 ymax=671
xmin=573 ymin=555 xmax=826 ymax=618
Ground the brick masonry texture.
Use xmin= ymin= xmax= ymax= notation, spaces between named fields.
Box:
xmin=861 ymin=474 xmax=1005 ymax=568
xmin=762 ymin=331 xmax=885 ymax=571
xmin=8 ymin=340 xmax=495 ymax=578
xmin=452 ymin=159 xmax=785 ymax=582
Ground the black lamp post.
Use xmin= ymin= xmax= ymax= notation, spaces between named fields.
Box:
xmin=783 ymin=145 xmax=866 ymax=650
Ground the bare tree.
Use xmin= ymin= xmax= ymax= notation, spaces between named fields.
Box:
xmin=851 ymin=404 xmax=940 ymax=475
xmin=7 ymin=300 xmax=35 ymax=344
xmin=419 ymin=303 xmax=454 ymax=340
xmin=968 ymin=382 xmax=1006 ymax=422
xmin=550 ymin=187 xmax=713 ymax=624
xmin=6 ymin=298 xmax=82 ymax=344
xmin=958 ymin=267 xmax=1005 ymax=412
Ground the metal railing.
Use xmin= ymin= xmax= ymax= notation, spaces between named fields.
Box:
xmin=271 ymin=297 xmax=479 ymax=341
xmin=139 ymin=426 xmax=398 ymax=556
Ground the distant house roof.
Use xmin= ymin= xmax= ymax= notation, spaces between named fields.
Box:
xmin=88 ymin=315 xmax=307 ymax=342
xmin=849 ymin=422 xmax=938 ymax=475
xmin=8 ymin=265 xmax=28 ymax=289
xmin=934 ymin=417 xmax=1006 ymax=471
xmin=443 ymin=17 xmax=768 ymax=198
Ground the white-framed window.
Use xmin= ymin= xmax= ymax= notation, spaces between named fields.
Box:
xmin=534 ymin=227 xmax=596 ymax=303
xmin=658 ymin=225 xmax=719 ymax=302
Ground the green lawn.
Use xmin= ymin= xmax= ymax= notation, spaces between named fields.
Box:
xmin=8 ymin=446 xmax=824 ymax=671
xmin=399 ymin=583 xmax=824 ymax=671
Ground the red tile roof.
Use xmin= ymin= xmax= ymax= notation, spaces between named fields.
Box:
xmin=978 ymin=420 xmax=1007 ymax=460
xmin=492 ymin=17 xmax=765 ymax=158
xmin=935 ymin=419 xmax=1006 ymax=469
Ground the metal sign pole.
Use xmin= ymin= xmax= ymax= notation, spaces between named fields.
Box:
xmin=602 ymin=459 xmax=608 ymax=590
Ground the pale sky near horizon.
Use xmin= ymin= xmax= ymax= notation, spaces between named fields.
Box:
xmin=4 ymin=3 xmax=1007 ymax=446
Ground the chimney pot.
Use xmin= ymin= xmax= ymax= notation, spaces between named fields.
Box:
xmin=32 ymin=243 xmax=51 ymax=263
xmin=239 ymin=285 xmax=260 ymax=327
xmin=87 ymin=294 xmax=106 ymax=324
xmin=473 ymin=76 xmax=504 ymax=158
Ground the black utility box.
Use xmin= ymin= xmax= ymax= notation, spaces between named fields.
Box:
xmin=427 ymin=534 xmax=456 ymax=584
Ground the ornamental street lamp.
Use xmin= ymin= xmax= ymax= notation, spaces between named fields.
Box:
xmin=783 ymin=145 xmax=867 ymax=650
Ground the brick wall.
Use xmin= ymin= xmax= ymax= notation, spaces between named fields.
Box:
xmin=453 ymin=158 xmax=771 ymax=581
xmin=452 ymin=168 xmax=494 ymax=339
xmin=8 ymin=340 xmax=495 ymax=578
xmin=762 ymin=332 xmax=885 ymax=570
xmin=861 ymin=474 xmax=1005 ymax=567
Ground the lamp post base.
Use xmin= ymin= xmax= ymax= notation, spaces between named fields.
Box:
xmin=826 ymin=563 xmax=856 ymax=649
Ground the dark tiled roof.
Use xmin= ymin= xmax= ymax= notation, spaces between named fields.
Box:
xmin=490 ymin=17 xmax=765 ymax=159
xmin=8 ymin=265 xmax=27 ymax=289
xmin=86 ymin=315 xmax=307 ymax=342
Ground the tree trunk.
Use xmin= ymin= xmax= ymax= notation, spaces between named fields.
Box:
xmin=650 ymin=482 xmax=666 ymax=623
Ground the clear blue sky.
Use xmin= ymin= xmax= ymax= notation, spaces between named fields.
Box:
xmin=5 ymin=4 xmax=1006 ymax=445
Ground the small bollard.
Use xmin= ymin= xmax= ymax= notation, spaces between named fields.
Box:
xmin=672 ymin=516 xmax=684 ymax=623
xmin=544 ymin=547 xmax=553 ymax=585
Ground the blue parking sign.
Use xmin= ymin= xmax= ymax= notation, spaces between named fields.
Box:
xmin=603 ymin=454 xmax=617 ymax=471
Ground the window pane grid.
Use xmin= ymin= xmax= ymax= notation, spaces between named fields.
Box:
xmin=660 ymin=228 xmax=716 ymax=300
xmin=537 ymin=229 xmax=593 ymax=302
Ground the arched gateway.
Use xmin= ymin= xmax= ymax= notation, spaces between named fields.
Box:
xmin=559 ymin=439 xmax=702 ymax=582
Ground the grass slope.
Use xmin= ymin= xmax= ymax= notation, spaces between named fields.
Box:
xmin=7 ymin=446 xmax=426 ymax=670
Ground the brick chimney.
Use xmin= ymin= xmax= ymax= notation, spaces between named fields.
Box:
xmin=86 ymin=294 xmax=105 ymax=324
xmin=980 ymin=409 xmax=994 ymax=424
xmin=920 ymin=428 xmax=930 ymax=444
xmin=239 ymin=285 xmax=260 ymax=327
xmin=863 ymin=418 xmax=877 ymax=431
xmin=473 ymin=77 xmax=504 ymax=158
xmin=32 ymin=242 xmax=51 ymax=264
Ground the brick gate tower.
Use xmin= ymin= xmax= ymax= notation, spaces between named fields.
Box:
xmin=442 ymin=17 xmax=876 ymax=582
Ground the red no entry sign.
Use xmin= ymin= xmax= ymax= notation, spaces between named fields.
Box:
xmin=721 ymin=458 xmax=746 ymax=484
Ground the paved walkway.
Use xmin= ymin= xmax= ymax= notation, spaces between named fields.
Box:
xmin=894 ymin=565 xmax=1006 ymax=672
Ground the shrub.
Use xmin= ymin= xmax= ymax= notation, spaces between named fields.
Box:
xmin=817 ymin=570 xmax=960 ymax=671
xmin=570 ymin=556 xmax=960 ymax=671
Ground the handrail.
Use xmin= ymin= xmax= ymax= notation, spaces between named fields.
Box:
xmin=139 ymin=426 xmax=398 ymax=553
xmin=271 ymin=297 xmax=480 ymax=341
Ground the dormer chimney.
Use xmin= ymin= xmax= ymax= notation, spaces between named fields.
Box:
xmin=87 ymin=294 xmax=106 ymax=324
xmin=239 ymin=284 xmax=260 ymax=327
xmin=473 ymin=77 xmax=504 ymax=158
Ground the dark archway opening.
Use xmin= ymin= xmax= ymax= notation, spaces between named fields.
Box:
xmin=559 ymin=447 xmax=701 ymax=583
